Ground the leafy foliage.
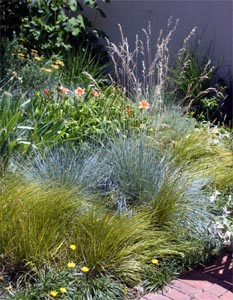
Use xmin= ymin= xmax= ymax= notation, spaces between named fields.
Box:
xmin=0 ymin=92 xmax=31 ymax=171
xmin=18 ymin=0 xmax=110 ymax=54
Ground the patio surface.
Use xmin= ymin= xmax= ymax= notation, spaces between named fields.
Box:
xmin=138 ymin=250 xmax=232 ymax=300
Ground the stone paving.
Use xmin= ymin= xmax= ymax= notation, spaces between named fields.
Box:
xmin=139 ymin=251 xmax=233 ymax=300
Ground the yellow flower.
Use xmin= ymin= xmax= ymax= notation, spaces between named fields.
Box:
xmin=41 ymin=68 xmax=52 ymax=73
xmin=122 ymin=287 xmax=128 ymax=294
xmin=0 ymin=275 xmax=4 ymax=281
xmin=4 ymin=286 xmax=13 ymax=291
xmin=67 ymin=262 xmax=76 ymax=268
xmin=51 ymin=64 xmax=59 ymax=70
xmin=31 ymin=49 xmax=38 ymax=54
xmin=55 ymin=60 xmax=65 ymax=67
xmin=59 ymin=287 xmax=67 ymax=294
xmin=151 ymin=258 xmax=159 ymax=265
xmin=69 ymin=244 xmax=77 ymax=251
xmin=50 ymin=290 xmax=58 ymax=297
xmin=18 ymin=52 xmax=25 ymax=59
xmin=34 ymin=55 xmax=42 ymax=61
xmin=81 ymin=266 xmax=89 ymax=273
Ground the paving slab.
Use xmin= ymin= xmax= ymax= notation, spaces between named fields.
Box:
xmin=139 ymin=251 xmax=233 ymax=300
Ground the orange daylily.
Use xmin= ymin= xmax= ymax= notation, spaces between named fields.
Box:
xmin=92 ymin=90 xmax=100 ymax=97
xmin=44 ymin=88 xmax=49 ymax=95
xmin=75 ymin=87 xmax=85 ymax=96
xmin=139 ymin=100 xmax=150 ymax=110
xmin=125 ymin=107 xmax=131 ymax=116
xmin=59 ymin=86 xmax=69 ymax=95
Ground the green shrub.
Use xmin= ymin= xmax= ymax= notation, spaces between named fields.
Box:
xmin=0 ymin=0 xmax=110 ymax=55
xmin=1 ymin=43 xmax=63 ymax=93
xmin=27 ymin=85 xmax=143 ymax=144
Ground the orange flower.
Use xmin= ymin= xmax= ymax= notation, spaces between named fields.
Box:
xmin=125 ymin=107 xmax=131 ymax=116
xmin=44 ymin=88 xmax=49 ymax=95
xmin=92 ymin=90 xmax=100 ymax=97
xmin=75 ymin=87 xmax=85 ymax=96
xmin=139 ymin=100 xmax=150 ymax=110
xmin=59 ymin=86 xmax=69 ymax=95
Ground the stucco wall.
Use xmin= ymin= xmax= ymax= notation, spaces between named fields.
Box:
xmin=87 ymin=0 xmax=232 ymax=80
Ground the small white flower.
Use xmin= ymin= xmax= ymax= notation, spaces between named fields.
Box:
xmin=209 ymin=196 xmax=215 ymax=202
xmin=215 ymin=190 xmax=221 ymax=196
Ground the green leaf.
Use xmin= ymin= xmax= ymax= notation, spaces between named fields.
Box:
xmin=83 ymin=0 xmax=97 ymax=9
xmin=68 ymin=0 xmax=77 ymax=11
xmin=6 ymin=112 xmax=21 ymax=133
xmin=72 ymin=28 xmax=81 ymax=36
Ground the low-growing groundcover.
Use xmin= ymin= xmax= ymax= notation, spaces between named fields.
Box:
xmin=0 ymin=16 xmax=233 ymax=300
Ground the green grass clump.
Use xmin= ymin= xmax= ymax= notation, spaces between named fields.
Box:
xmin=0 ymin=176 xmax=83 ymax=267
xmin=67 ymin=209 xmax=167 ymax=285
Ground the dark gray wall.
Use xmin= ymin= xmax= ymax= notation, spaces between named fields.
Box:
xmin=88 ymin=0 xmax=232 ymax=80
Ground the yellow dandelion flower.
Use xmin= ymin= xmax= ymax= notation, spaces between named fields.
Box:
xmin=122 ymin=287 xmax=128 ymax=294
xmin=81 ymin=266 xmax=89 ymax=273
xmin=51 ymin=64 xmax=59 ymax=70
xmin=67 ymin=262 xmax=76 ymax=268
xmin=69 ymin=244 xmax=77 ymax=251
xmin=4 ymin=286 xmax=13 ymax=291
xmin=40 ymin=68 xmax=52 ymax=73
xmin=151 ymin=258 xmax=159 ymax=265
xmin=59 ymin=287 xmax=67 ymax=294
xmin=50 ymin=290 xmax=58 ymax=297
